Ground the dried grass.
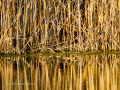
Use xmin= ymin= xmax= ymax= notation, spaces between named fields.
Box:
xmin=0 ymin=0 xmax=120 ymax=54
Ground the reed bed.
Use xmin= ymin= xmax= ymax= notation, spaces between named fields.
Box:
xmin=0 ymin=54 xmax=120 ymax=90
xmin=0 ymin=0 xmax=120 ymax=54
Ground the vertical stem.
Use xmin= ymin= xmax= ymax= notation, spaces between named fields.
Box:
xmin=44 ymin=0 xmax=47 ymax=48
xmin=78 ymin=0 xmax=81 ymax=51
xmin=16 ymin=0 xmax=19 ymax=54
xmin=3 ymin=0 xmax=7 ymax=53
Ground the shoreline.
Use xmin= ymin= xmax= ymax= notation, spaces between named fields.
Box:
xmin=0 ymin=50 xmax=120 ymax=57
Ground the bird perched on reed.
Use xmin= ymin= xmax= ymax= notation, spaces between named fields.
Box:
xmin=95 ymin=31 xmax=104 ymax=35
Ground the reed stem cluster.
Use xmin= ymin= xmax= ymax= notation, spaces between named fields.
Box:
xmin=0 ymin=0 xmax=120 ymax=54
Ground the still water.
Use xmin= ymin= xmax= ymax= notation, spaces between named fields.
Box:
xmin=0 ymin=54 xmax=120 ymax=90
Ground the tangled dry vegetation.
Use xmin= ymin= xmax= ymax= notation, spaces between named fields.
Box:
xmin=0 ymin=0 xmax=120 ymax=54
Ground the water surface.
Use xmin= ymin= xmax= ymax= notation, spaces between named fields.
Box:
xmin=0 ymin=54 xmax=120 ymax=90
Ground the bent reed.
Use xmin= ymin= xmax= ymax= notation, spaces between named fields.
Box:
xmin=0 ymin=0 xmax=120 ymax=54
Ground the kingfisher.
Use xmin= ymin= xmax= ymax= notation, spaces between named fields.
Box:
xmin=95 ymin=31 xmax=104 ymax=35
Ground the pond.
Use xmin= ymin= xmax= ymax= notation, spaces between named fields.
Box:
xmin=0 ymin=53 xmax=120 ymax=90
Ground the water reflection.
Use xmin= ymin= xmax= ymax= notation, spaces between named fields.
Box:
xmin=0 ymin=54 xmax=120 ymax=90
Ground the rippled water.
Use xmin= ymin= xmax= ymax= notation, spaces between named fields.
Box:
xmin=0 ymin=54 xmax=120 ymax=90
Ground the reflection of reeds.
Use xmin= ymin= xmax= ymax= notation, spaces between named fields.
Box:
xmin=0 ymin=0 xmax=120 ymax=54
xmin=0 ymin=54 xmax=120 ymax=90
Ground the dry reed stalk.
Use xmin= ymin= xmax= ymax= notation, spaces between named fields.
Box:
xmin=105 ymin=62 xmax=110 ymax=90
xmin=53 ymin=64 xmax=57 ymax=90
xmin=23 ymin=0 xmax=27 ymax=54
xmin=78 ymin=0 xmax=81 ymax=50
xmin=16 ymin=0 xmax=21 ymax=54
xmin=6 ymin=0 xmax=10 ymax=52
xmin=43 ymin=0 xmax=47 ymax=47
xmin=45 ymin=64 xmax=51 ymax=90
xmin=72 ymin=65 xmax=76 ymax=90
xmin=24 ymin=63 xmax=29 ymax=90
xmin=2 ymin=1 xmax=6 ymax=53
xmin=35 ymin=65 xmax=38 ymax=90
xmin=17 ymin=58 xmax=20 ymax=89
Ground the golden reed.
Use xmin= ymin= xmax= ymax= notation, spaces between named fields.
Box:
xmin=0 ymin=0 xmax=120 ymax=54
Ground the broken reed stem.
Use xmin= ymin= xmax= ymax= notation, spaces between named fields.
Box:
xmin=0 ymin=0 xmax=120 ymax=54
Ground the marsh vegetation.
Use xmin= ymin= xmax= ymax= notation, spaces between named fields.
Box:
xmin=0 ymin=0 xmax=120 ymax=54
